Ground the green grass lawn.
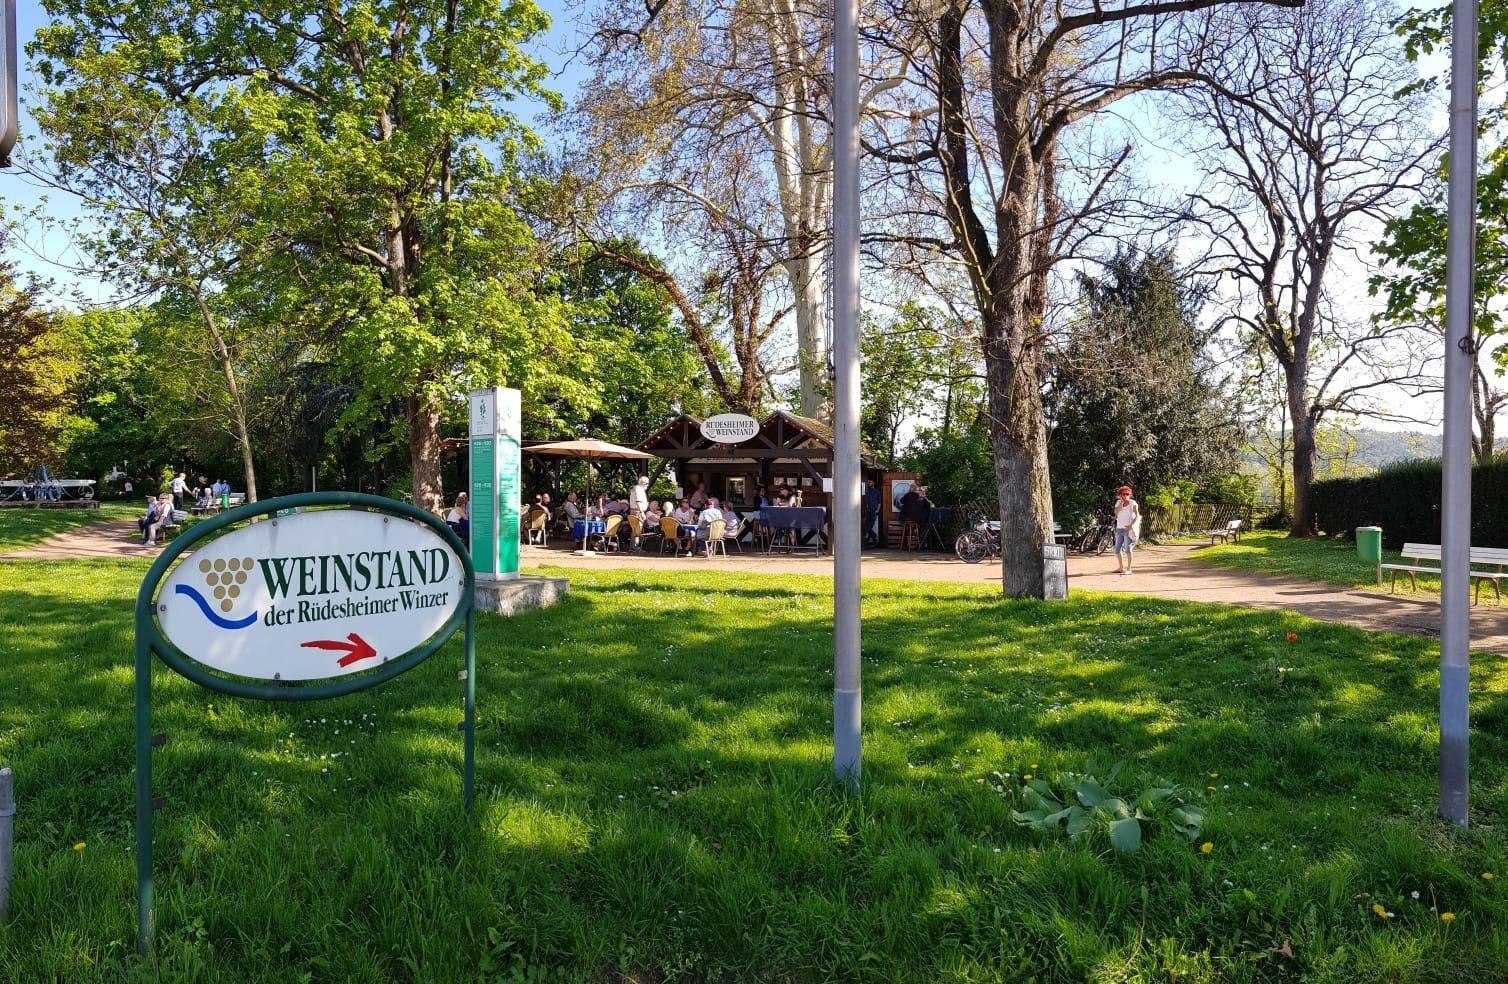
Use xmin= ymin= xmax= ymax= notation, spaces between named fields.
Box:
xmin=0 ymin=501 xmax=140 ymax=552
xmin=1191 ymin=530 xmax=1456 ymax=597
xmin=2 ymin=561 xmax=1506 ymax=981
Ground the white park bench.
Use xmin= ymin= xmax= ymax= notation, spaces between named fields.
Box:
xmin=1206 ymin=518 xmax=1243 ymax=544
xmin=1381 ymin=543 xmax=1508 ymax=605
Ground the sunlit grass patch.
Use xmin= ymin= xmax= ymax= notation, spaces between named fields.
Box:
xmin=0 ymin=560 xmax=1504 ymax=979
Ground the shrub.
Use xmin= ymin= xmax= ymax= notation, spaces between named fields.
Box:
xmin=1310 ymin=457 xmax=1508 ymax=547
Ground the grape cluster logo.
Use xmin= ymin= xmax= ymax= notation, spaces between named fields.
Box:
xmin=174 ymin=556 xmax=259 ymax=630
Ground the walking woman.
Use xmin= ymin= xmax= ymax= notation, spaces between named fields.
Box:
xmin=1113 ymin=485 xmax=1141 ymax=575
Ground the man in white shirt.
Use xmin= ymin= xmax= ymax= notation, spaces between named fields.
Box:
xmin=169 ymin=472 xmax=188 ymax=510
xmin=1113 ymin=485 xmax=1141 ymax=575
xmin=631 ymin=476 xmax=651 ymax=517
xmin=696 ymin=497 xmax=725 ymax=553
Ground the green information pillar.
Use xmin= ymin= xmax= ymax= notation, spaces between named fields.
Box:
xmin=469 ymin=387 xmax=521 ymax=580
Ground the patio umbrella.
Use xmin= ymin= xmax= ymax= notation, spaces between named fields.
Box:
xmin=524 ymin=439 xmax=653 ymax=461
xmin=524 ymin=439 xmax=654 ymax=532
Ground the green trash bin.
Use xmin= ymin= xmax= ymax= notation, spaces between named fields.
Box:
xmin=1357 ymin=526 xmax=1382 ymax=582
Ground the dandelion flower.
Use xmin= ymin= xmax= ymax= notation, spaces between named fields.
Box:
xmin=1483 ymin=872 xmax=1494 ymax=881
xmin=1023 ymin=774 xmax=1033 ymax=781
xmin=1441 ymin=912 xmax=1456 ymax=922
xmin=1372 ymin=903 xmax=1388 ymax=919
xmin=73 ymin=842 xmax=85 ymax=852
xmin=1200 ymin=842 xmax=1213 ymax=854
xmin=1207 ymin=786 xmax=1217 ymax=793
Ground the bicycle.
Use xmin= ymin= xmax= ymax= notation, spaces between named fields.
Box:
xmin=1074 ymin=512 xmax=1116 ymax=555
xmin=954 ymin=509 xmax=1001 ymax=564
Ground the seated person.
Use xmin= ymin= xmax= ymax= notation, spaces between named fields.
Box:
xmin=672 ymin=498 xmax=698 ymax=553
xmin=722 ymin=507 xmax=740 ymax=538
xmin=695 ymin=497 xmax=725 ymax=552
xmin=446 ymin=492 xmax=470 ymax=539
xmin=644 ymin=502 xmax=663 ymax=524
xmin=193 ymin=487 xmax=214 ymax=512
xmin=774 ymin=487 xmax=792 ymax=506
xmin=605 ymin=498 xmax=626 ymax=516
xmin=142 ymin=493 xmax=178 ymax=544
xmin=561 ymin=492 xmax=583 ymax=522
xmin=689 ymin=482 xmax=710 ymax=510
xmin=138 ymin=496 xmax=163 ymax=544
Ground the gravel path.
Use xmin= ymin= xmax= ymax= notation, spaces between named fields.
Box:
xmin=8 ymin=524 xmax=1504 ymax=652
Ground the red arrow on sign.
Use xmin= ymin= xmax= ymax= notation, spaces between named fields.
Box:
xmin=300 ymin=633 xmax=378 ymax=668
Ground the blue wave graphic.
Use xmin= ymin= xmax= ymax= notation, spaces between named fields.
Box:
xmin=174 ymin=584 xmax=258 ymax=630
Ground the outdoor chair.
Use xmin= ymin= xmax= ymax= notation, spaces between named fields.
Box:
xmin=638 ymin=516 xmax=663 ymax=553
xmin=595 ymin=514 xmax=623 ymax=552
xmin=524 ymin=506 xmax=548 ymax=545
xmin=703 ymin=519 xmax=727 ymax=558
xmin=723 ymin=522 xmax=743 ymax=553
xmin=659 ymin=516 xmax=681 ymax=556
xmin=900 ymin=519 xmax=921 ymax=551
xmin=623 ymin=514 xmax=643 ymax=552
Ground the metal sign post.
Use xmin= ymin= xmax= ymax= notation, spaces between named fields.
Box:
xmin=1439 ymin=0 xmax=1479 ymax=827
xmin=133 ymin=492 xmax=477 ymax=954
xmin=0 ymin=0 xmax=16 ymax=167
xmin=832 ymin=0 xmax=862 ymax=791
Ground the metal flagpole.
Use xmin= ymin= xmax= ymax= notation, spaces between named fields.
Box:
xmin=1439 ymin=0 xmax=1478 ymax=827
xmin=833 ymin=0 xmax=862 ymax=791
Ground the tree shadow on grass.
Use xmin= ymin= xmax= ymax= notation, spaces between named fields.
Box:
xmin=3 ymin=563 xmax=1508 ymax=979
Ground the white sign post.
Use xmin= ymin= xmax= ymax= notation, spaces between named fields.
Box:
xmin=469 ymin=387 xmax=521 ymax=581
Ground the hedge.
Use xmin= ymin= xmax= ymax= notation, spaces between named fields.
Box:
xmin=1310 ymin=457 xmax=1508 ymax=548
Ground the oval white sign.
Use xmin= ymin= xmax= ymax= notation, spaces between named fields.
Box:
xmin=700 ymin=413 xmax=760 ymax=444
xmin=156 ymin=509 xmax=465 ymax=681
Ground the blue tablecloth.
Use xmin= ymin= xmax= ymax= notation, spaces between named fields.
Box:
xmin=572 ymin=519 xmax=605 ymax=540
xmin=761 ymin=506 xmax=827 ymax=531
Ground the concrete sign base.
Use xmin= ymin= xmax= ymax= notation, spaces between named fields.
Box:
xmin=474 ymin=575 xmax=568 ymax=617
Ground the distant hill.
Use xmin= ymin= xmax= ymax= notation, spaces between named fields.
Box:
xmin=1243 ymin=428 xmax=1441 ymax=504
xmin=1333 ymin=428 xmax=1440 ymax=471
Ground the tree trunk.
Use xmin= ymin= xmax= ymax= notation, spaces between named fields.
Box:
xmin=186 ymin=285 xmax=259 ymax=504
xmin=407 ymin=394 xmax=445 ymax=514
xmin=790 ymin=252 xmax=828 ymax=417
xmin=1289 ymin=406 xmax=1317 ymax=538
xmin=985 ymin=333 xmax=1055 ymax=597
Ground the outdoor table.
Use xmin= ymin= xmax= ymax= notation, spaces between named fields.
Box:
xmin=572 ymin=518 xmax=605 ymax=551
xmin=761 ymin=506 xmax=828 ymax=554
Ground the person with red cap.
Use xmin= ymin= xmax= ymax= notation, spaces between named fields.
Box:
xmin=1113 ymin=485 xmax=1141 ymax=575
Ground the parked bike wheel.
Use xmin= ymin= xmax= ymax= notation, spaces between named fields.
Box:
xmin=955 ymin=530 xmax=991 ymax=564
xmin=1093 ymin=527 xmax=1115 ymax=555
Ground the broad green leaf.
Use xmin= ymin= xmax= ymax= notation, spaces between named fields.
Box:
xmin=1108 ymin=817 xmax=1143 ymax=854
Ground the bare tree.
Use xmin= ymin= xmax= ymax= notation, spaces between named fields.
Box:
xmin=1176 ymin=0 xmax=1439 ymax=535
xmin=859 ymin=0 xmax=1298 ymax=596
xmin=571 ymin=0 xmax=924 ymax=417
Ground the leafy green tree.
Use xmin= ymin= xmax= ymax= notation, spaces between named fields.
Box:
xmin=0 ymin=247 xmax=74 ymax=475
xmin=1377 ymin=2 xmax=1508 ymax=462
xmin=539 ymin=242 xmax=711 ymax=443
xmin=1047 ymin=248 xmax=1243 ymax=506
xmin=33 ymin=0 xmax=569 ymax=512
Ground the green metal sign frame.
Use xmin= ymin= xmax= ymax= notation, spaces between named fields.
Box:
xmin=132 ymin=492 xmax=476 ymax=955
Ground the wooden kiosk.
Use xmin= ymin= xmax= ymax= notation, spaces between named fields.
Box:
xmin=639 ymin=412 xmax=884 ymax=515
